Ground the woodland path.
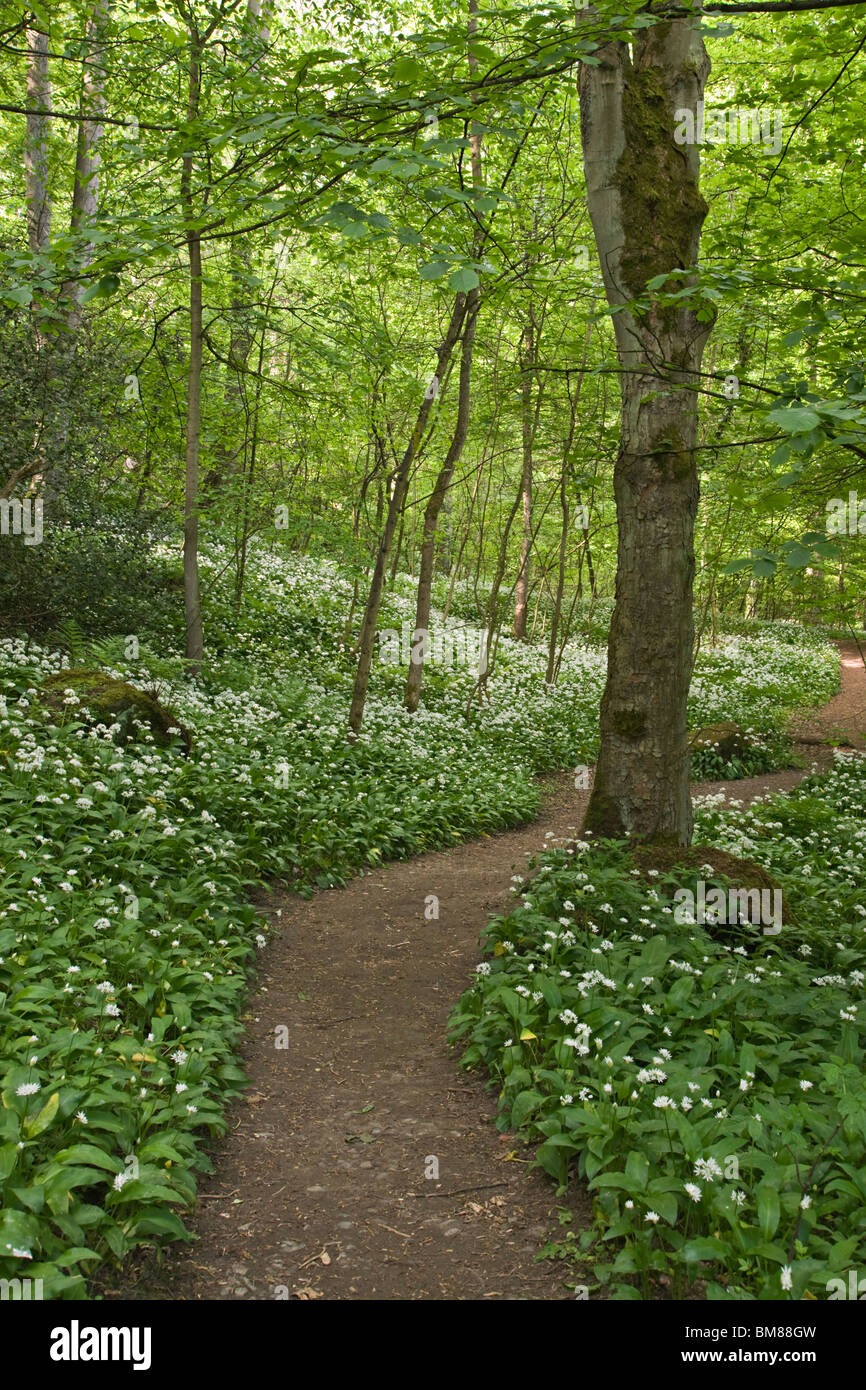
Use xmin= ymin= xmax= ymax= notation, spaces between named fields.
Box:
xmin=111 ymin=643 xmax=865 ymax=1301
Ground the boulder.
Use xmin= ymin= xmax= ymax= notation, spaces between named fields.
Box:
xmin=40 ymin=667 xmax=191 ymax=753
xmin=688 ymin=720 xmax=750 ymax=760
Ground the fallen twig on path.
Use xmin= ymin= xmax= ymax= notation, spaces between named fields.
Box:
xmin=410 ymin=1181 xmax=510 ymax=1199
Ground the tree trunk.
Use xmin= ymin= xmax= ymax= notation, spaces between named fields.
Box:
xmin=547 ymin=325 xmax=590 ymax=682
xmin=207 ymin=0 xmax=271 ymax=505
xmin=24 ymin=27 xmax=52 ymax=255
xmin=464 ymin=468 xmax=525 ymax=713
xmin=348 ymin=296 xmax=467 ymax=733
xmin=67 ymin=0 xmax=110 ymax=329
xmin=513 ymin=318 xmax=534 ymax=638
xmin=403 ymin=0 xmax=485 ymax=711
xmin=546 ymin=463 xmax=571 ymax=685
xmin=404 ymin=295 xmax=479 ymax=711
xmin=579 ymin=19 xmax=712 ymax=844
xmin=181 ymin=35 xmax=205 ymax=670
xmin=443 ymin=469 xmax=478 ymax=621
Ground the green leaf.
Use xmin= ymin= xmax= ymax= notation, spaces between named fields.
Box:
xmin=769 ymin=443 xmax=791 ymax=468
xmin=23 ymin=1091 xmax=60 ymax=1138
xmin=0 ymin=1142 xmax=19 ymax=1183
xmin=52 ymin=1144 xmax=123 ymax=1173
xmin=753 ymin=556 xmax=777 ymax=577
xmin=81 ymin=274 xmax=120 ymax=305
xmin=625 ymin=1150 xmax=649 ymax=1190
xmin=683 ymin=1236 xmax=732 ymax=1262
xmin=392 ymin=56 xmax=422 ymax=83
xmin=649 ymin=1189 xmax=678 ymax=1226
xmin=782 ymin=543 xmax=812 ymax=568
xmin=767 ymin=405 xmax=821 ymax=434
xmin=448 ymin=267 xmax=479 ymax=292
xmin=757 ymin=1183 xmax=781 ymax=1239
xmin=129 ymin=1207 xmax=190 ymax=1241
xmin=511 ymin=1089 xmax=544 ymax=1128
xmin=418 ymin=260 xmax=451 ymax=281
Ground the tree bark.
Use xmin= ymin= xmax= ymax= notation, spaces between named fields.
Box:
xmin=513 ymin=317 xmax=534 ymax=638
xmin=402 ymin=0 xmax=486 ymax=710
xmin=404 ymin=294 xmax=479 ymax=711
xmin=347 ymin=296 xmax=467 ymax=733
xmin=206 ymin=0 xmax=271 ymax=503
xmin=67 ymin=0 xmax=110 ymax=329
xmin=24 ymin=27 xmax=52 ymax=255
xmin=579 ymin=19 xmax=712 ymax=844
xmin=181 ymin=33 xmax=205 ymax=670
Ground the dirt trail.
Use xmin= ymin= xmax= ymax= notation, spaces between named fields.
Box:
xmin=114 ymin=644 xmax=864 ymax=1302
xmin=788 ymin=640 xmax=866 ymax=750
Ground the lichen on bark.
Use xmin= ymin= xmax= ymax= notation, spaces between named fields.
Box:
xmin=615 ymin=64 xmax=708 ymax=300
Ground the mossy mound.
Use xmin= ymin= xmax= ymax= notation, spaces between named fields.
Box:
xmin=688 ymin=721 xmax=749 ymax=760
xmin=40 ymin=668 xmax=191 ymax=753
xmin=630 ymin=843 xmax=795 ymax=947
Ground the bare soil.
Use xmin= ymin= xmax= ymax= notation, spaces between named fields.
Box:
xmin=105 ymin=643 xmax=865 ymax=1302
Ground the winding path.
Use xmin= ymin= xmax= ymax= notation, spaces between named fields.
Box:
xmin=112 ymin=644 xmax=865 ymax=1301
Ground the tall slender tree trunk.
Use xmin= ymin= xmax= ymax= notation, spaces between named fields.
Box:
xmin=67 ymin=0 xmax=110 ymax=329
xmin=209 ymin=1 xmax=270 ymax=504
xmin=513 ymin=317 xmax=534 ymax=638
xmin=403 ymin=0 xmax=486 ymax=710
xmin=40 ymin=1 xmax=110 ymax=507
xmin=348 ymin=297 xmax=467 ymax=733
xmin=464 ymin=468 xmax=525 ymax=713
xmin=405 ymin=295 xmax=479 ymax=711
xmin=24 ymin=27 xmax=52 ymax=256
xmin=547 ymin=461 xmax=572 ymax=686
xmin=181 ymin=34 xmax=205 ymax=670
xmin=579 ymin=19 xmax=712 ymax=844
xmin=547 ymin=325 xmax=590 ymax=682
xmin=443 ymin=465 xmax=481 ymax=621
xmin=18 ymin=26 xmax=53 ymax=486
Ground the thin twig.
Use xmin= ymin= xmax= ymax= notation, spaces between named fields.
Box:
xmin=411 ymin=1181 xmax=510 ymax=1199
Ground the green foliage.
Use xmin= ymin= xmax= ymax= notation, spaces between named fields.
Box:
xmin=688 ymin=728 xmax=796 ymax=781
xmin=0 ymin=545 xmax=840 ymax=1294
xmin=450 ymin=754 xmax=866 ymax=1300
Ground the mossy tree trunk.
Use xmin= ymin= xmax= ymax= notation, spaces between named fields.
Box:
xmin=579 ymin=20 xmax=712 ymax=843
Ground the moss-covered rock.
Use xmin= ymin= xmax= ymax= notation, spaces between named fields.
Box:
xmin=40 ymin=668 xmax=191 ymax=753
xmin=630 ymin=842 xmax=795 ymax=947
xmin=688 ymin=721 xmax=749 ymax=761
